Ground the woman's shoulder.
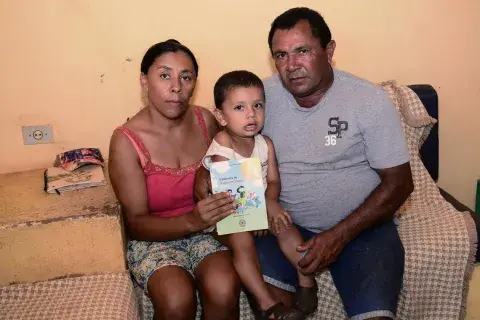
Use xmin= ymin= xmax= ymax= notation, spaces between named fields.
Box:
xmin=110 ymin=111 xmax=148 ymax=154
xmin=113 ymin=108 xmax=146 ymax=133
xmin=195 ymin=106 xmax=219 ymax=138
xmin=111 ymin=122 xmax=138 ymax=145
xmin=195 ymin=105 xmax=214 ymax=122
xmin=109 ymin=126 xmax=138 ymax=158
xmin=195 ymin=105 xmax=213 ymax=116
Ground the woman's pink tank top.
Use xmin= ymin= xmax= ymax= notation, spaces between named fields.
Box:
xmin=116 ymin=107 xmax=210 ymax=218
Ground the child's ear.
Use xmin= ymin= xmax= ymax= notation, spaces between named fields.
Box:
xmin=213 ymin=109 xmax=228 ymax=127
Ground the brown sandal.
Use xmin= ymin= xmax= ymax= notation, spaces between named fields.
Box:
xmin=255 ymin=302 xmax=306 ymax=320
xmin=294 ymin=282 xmax=318 ymax=315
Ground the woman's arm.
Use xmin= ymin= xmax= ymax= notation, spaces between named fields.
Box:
xmin=108 ymin=130 xmax=234 ymax=242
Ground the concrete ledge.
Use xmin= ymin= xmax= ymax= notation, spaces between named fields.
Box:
xmin=0 ymin=167 xmax=119 ymax=227
xmin=0 ymin=166 xmax=127 ymax=285
xmin=0 ymin=216 xmax=126 ymax=285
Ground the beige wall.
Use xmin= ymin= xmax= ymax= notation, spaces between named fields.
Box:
xmin=0 ymin=0 xmax=479 ymax=209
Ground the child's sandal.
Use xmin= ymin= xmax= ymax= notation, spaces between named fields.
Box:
xmin=256 ymin=302 xmax=305 ymax=320
xmin=294 ymin=282 xmax=318 ymax=315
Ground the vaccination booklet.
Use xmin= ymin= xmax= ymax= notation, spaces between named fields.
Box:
xmin=210 ymin=157 xmax=268 ymax=235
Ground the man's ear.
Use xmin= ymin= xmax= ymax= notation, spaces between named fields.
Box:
xmin=326 ymin=40 xmax=336 ymax=65
xmin=213 ymin=109 xmax=228 ymax=127
xmin=140 ymin=73 xmax=148 ymax=92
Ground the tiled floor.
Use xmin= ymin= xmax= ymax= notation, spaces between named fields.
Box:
xmin=468 ymin=266 xmax=480 ymax=319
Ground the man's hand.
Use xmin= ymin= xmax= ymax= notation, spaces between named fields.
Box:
xmin=297 ymin=229 xmax=346 ymax=275
xmin=194 ymin=166 xmax=212 ymax=203
xmin=266 ymin=199 xmax=292 ymax=234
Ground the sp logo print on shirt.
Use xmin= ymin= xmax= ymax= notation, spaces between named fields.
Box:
xmin=325 ymin=117 xmax=349 ymax=146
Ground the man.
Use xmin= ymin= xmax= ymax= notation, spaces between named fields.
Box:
xmin=256 ymin=7 xmax=414 ymax=320
xmin=196 ymin=7 xmax=414 ymax=320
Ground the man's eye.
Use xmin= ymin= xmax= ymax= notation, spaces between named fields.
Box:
xmin=298 ymin=49 xmax=308 ymax=54
xmin=182 ymin=76 xmax=192 ymax=81
xmin=275 ymin=53 xmax=286 ymax=60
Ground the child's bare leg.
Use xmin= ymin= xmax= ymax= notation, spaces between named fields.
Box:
xmin=273 ymin=224 xmax=315 ymax=288
xmin=273 ymin=224 xmax=318 ymax=315
xmin=215 ymin=232 xmax=276 ymax=311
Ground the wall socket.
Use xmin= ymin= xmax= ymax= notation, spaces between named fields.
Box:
xmin=22 ymin=125 xmax=54 ymax=145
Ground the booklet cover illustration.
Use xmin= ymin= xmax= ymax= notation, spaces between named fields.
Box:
xmin=210 ymin=157 xmax=268 ymax=235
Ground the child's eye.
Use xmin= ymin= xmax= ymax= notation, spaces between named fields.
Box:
xmin=160 ymin=73 xmax=170 ymax=79
xmin=234 ymin=105 xmax=243 ymax=111
xmin=254 ymin=103 xmax=264 ymax=109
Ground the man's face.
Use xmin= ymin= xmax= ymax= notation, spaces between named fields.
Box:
xmin=271 ymin=20 xmax=335 ymax=98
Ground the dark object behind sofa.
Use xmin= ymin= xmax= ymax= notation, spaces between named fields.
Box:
xmin=409 ymin=85 xmax=439 ymax=182
xmin=408 ymin=84 xmax=473 ymax=213
xmin=409 ymin=85 xmax=479 ymax=261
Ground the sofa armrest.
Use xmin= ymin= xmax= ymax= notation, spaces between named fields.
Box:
xmin=439 ymin=188 xmax=474 ymax=214
xmin=439 ymin=187 xmax=479 ymax=262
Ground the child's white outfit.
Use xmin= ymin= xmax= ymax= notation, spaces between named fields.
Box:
xmin=202 ymin=134 xmax=269 ymax=188
xmin=202 ymin=133 xmax=269 ymax=232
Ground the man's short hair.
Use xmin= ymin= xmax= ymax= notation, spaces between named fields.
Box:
xmin=268 ymin=7 xmax=332 ymax=52
xmin=213 ymin=70 xmax=265 ymax=109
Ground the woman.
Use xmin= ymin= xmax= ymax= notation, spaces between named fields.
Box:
xmin=108 ymin=39 xmax=240 ymax=320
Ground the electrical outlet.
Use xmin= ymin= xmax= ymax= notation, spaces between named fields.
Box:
xmin=22 ymin=125 xmax=54 ymax=145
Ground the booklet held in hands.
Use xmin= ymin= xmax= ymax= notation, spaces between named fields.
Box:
xmin=210 ymin=157 xmax=269 ymax=235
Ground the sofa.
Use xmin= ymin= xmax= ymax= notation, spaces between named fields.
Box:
xmin=134 ymin=82 xmax=478 ymax=320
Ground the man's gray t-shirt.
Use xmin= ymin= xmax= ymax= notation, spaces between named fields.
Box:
xmin=262 ymin=69 xmax=410 ymax=233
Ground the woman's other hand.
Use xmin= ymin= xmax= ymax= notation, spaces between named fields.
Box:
xmin=194 ymin=166 xmax=212 ymax=203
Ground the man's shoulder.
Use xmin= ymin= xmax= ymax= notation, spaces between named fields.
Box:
xmin=333 ymin=69 xmax=391 ymax=106
xmin=262 ymin=74 xmax=285 ymax=94
xmin=334 ymin=69 xmax=384 ymax=95
xmin=262 ymin=73 xmax=280 ymax=85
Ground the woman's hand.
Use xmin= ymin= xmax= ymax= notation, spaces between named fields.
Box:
xmin=190 ymin=192 xmax=236 ymax=231
xmin=266 ymin=199 xmax=292 ymax=234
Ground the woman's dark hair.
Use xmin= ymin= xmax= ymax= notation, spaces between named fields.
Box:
xmin=140 ymin=39 xmax=199 ymax=76
xmin=268 ymin=7 xmax=331 ymax=52
xmin=213 ymin=70 xmax=264 ymax=109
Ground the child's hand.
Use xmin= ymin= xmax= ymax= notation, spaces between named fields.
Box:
xmin=266 ymin=199 xmax=292 ymax=234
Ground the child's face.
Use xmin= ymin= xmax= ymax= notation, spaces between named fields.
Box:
xmin=215 ymin=86 xmax=265 ymax=138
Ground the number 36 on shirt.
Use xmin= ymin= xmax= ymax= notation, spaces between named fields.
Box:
xmin=325 ymin=135 xmax=337 ymax=146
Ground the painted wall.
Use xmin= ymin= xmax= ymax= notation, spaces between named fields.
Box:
xmin=0 ymin=0 xmax=479 ymax=208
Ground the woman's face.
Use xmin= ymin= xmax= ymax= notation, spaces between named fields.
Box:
xmin=141 ymin=51 xmax=196 ymax=119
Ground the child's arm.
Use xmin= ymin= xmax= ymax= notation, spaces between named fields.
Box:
xmin=264 ymin=136 xmax=280 ymax=202
xmin=209 ymin=131 xmax=232 ymax=162
xmin=264 ymin=136 xmax=292 ymax=234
